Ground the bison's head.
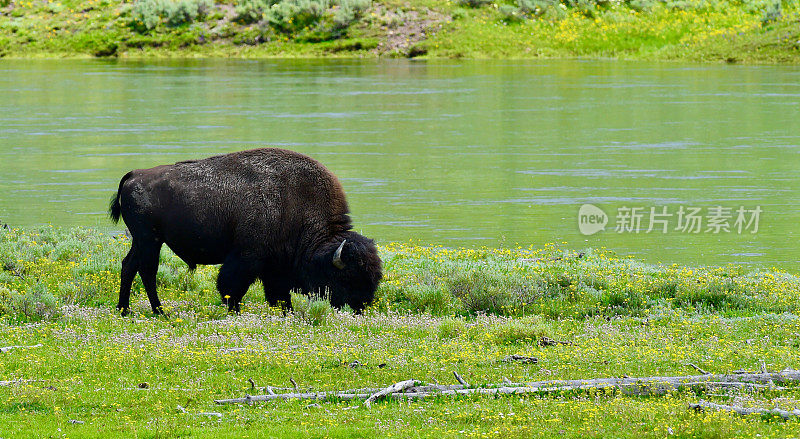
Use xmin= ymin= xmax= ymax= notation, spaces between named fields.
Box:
xmin=310 ymin=231 xmax=382 ymax=311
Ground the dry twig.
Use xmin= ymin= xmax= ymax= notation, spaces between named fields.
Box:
xmin=686 ymin=363 xmax=711 ymax=375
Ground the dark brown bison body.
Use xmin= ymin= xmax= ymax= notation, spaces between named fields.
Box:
xmin=109 ymin=148 xmax=382 ymax=315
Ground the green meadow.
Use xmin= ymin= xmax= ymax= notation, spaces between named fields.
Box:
xmin=0 ymin=0 xmax=798 ymax=62
xmin=1 ymin=226 xmax=799 ymax=437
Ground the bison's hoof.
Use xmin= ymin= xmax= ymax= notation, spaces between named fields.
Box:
xmin=116 ymin=306 xmax=130 ymax=317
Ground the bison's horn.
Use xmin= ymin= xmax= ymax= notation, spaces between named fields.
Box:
xmin=332 ymin=240 xmax=346 ymax=269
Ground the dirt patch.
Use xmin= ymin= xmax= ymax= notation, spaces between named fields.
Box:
xmin=368 ymin=5 xmax=450 ymax=57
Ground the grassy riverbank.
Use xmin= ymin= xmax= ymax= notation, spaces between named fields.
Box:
xmin=1 ymin=226 xmax=800 ymax=437
xmin=1 ymin=0 xmax=798 ymax=62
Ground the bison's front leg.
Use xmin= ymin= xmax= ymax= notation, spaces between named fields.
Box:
xmin=260 ymin=275 xmax=291 ymax=308
xmin=217 ymin=253 xmax=259 ymax=313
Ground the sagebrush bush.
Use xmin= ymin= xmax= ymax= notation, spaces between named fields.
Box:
xmin=626 ymin=0 xmax=656 ymax=11
xmin=332 ymin=0 xmax=371 ymax=29
xmin=498 ymin=4 xmax=524 ymax=21
xmin=446 ymin=271 xmax=515 ymax=315
xmin=761 ymin=0 xmax=782 ymax=25
xmin=267 ymin=0 xmax=330 ymax=33
xmin=3 ymin=284 xmax=62 ymax=322
xmin=131 ymin=0 xmax=212 ymax=32
xmin=235 ymin=0 xmax=274 ymax=23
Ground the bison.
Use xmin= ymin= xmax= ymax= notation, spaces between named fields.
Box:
xmin=109 ymin=148 xmax=382 ymax=315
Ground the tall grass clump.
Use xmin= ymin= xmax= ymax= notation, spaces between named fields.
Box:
xmin=456 ymin=0 xmax=492 ymax=7
xmin=488 ymin=315 xmax=554 ymax=345
xmin=437 ymin=317 xmax=467 ymax=339
xmin=290 ymin=291 xmax=333 ymax=326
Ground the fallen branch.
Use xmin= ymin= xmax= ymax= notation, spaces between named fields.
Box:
xmin=453 ymin=371 xmax=469 ymax=386
xmin=364 ymin=379 xmax=419 ymax=408
xmin=0 ymin=344 xmax=43 ymax=353
xmin=500 ymin=369 xmax=800 ymax=389
xmin=0 ymin=379 xmax=37 ymax=387
xmin=213 ymin=369 xmax=800 ymax=405
xmin=690 ymin=400 xmax=800 ymax=420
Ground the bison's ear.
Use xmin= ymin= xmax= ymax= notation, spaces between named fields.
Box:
xmin=332 ymin=240 xmax=346 ymax=269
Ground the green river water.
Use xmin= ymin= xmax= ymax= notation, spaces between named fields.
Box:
xmin=1 ymin=59 xmax=799 ymax=269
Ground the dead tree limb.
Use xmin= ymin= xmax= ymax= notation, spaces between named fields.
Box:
xmin=364 ymin=379 xmax=419 ymax=407
xmin=501 ymin=369 xmax=800 ymax=389
xmin=0 ymin=344 xmax=43 ymax=353
xmin=0 ymin=379 xmax=36 ymax=387
xmin=213 ymin=370 xmax=800 ymax=405
xmin=453 ymin=371 xmax=469 ymax=386
xmin=690 ymin=400 xmax=800 ymax=420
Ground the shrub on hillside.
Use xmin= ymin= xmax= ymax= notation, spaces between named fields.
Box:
xmin=332 ymin=0 xmax=371 ymax=29
xmin=235 ymin=0 xmax=275 ymax=24
xmin=130 ymin=0 xmax=212 ymax=32
xmin=266 ymin=0 xmax=330 ymax=33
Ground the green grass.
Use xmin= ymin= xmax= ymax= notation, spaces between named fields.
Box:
xmin=0 ymin=0 xmax=798 ymax=62
xmin=1 ymin=226 xmax=800 ymax=437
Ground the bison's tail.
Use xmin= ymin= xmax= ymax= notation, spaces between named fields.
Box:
xmin=109 ymin=171 xmax=133 ymax=224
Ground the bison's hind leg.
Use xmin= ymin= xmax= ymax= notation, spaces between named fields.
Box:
xmin=137 ymin=240 xmax=165 ymax=315
xmin=117 ymin=246 xmax=140 ymax=316
xmin=117 ymin=239 xmax=164 ymax=316
xmin=217 ymin=254 xmax=259 ymax=313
